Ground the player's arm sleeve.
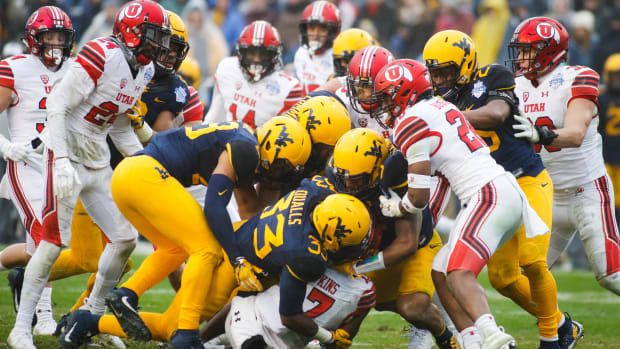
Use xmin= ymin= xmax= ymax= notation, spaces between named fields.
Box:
xmin=182 ymin=86 xmax=204 ymax=124
xmin=278 ymin=82 xmax=304 ymax=115
xmin=0 ymin=61 xmax=17 ymax=106
xmin=108 ymin=115 xmax=143 ymax=157
xmin=46 ymin=60 xmax=96 ymax=157
xmin=204 ymin=172 xmax=240 ymax=262
xmin=279 ymin=256 xmax=326 ymax=316
xmin=569 ymin=68 xmax=600 ymax=106
xmin=393 ymin=116 xmax=431 ymax=159
xmin=204 ymin=79 xmax=226 ymax=124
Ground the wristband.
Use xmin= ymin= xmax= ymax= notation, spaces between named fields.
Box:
xmin=408 ymin=173 xmax=431 ymax=189
xmin=401 ymin=193 xmax=426 ymax=214
xmin=353 ymin=252 xmax=385 ymax=274
xmin=135 ymin=123 xmax=153 ymax=143
xmin=314 ymin=326 xmax=333 ymax=343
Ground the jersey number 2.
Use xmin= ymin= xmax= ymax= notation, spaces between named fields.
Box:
xmin=445 ymin=109 xmax=486 ymax=152
xmin=85 ymin=101 xmax=119 ymax=126
xmin=229 ymin=103 xmax=256 ymax=129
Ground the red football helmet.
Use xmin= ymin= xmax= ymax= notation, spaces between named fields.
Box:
xmin=373 ymin=59 xmax=432 ymax=129
xmin=236 ymin=20 xmax=282 ymax=82
xmin=24 ymin=6 xmax=74 ymax=67
xmin=113 ymin=0 xmax=171 ymax=65
xmin=507 ymin=16 xmax=569 ymax=80
xmin=346 ymin=45 xmax=394 ymax=114
xmin=299 ymin=1 xmax=341 ymax=55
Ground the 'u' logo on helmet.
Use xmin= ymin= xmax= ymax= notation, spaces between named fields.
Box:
xmin=120 ymin=3 xmax=143 ymax=20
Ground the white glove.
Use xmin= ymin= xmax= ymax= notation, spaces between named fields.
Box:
xmin=53 ymin=157 xmax=81 ymax=200
xmin=379 ymin=188 xmax=404 ymax=218
xmin=0 ymin=141 xmax=32 ymax=162
xmin=512 ymin=112 xmax=540 ymax=143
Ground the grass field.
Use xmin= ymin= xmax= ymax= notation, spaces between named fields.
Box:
xmin=0 ymin=248 xmax=619 ymax=348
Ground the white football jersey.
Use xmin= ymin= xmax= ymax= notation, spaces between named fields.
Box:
xmin=393 ymin=97 xmax=505 ymax=201
xmin=335 ymin=86 xmax=392 ymax=139
xmin=0 ymin=54 xmax=70 ymax=144
xmin=47 ymin=37 xmax=152 ymax=168
xmin=255 ymin=269 xmax=375 ymax=348
xmin=294 ymin=46 xmax=334 ymax=95
xmin=515 ymin=64 xmax=605 ymax=189
xmin=206 ymin=57 xmax=302 ymax=128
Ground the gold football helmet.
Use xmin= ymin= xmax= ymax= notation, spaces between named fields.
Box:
xmin=156 ymin=11 xmax=190 ymax=73
xmin=256 ymin=116 xmax=311 ymax=181
xmin=328 ymin=128 xmax=389 ymax=199
xmin=312 ymin=193 xmax=372 ymax=263
xmin=604 ymin=53 xmax=620 ymax=95
xmin=332 ymin=28 xmax=376 ymax=77
xmin=423 ymin=30 xmax=477 ymax=101
xmin=178 ymin=56 xmax=201 ymax=89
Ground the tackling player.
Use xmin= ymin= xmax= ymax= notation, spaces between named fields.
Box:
xmin=205 ymin=20 xmax=303 ymax=129
xmin=423 ymin=30 xmax=580 ymax=349
xmin=7 ymin=2 xmax=171 ymax=348
xmin=294 ymin=0 xmax=341 ymax=94
xmin=372 ymin=59 xmax=550 ymax=349
xmin=510 ymin=17 xmax=620 ymax=297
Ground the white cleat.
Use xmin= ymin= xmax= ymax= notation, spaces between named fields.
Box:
xmin=482 ymin=330 xmax=516 ymax=349
xmin=33 ymin=316 xmax=58 ymax=336
xmin=7 ymin=329 xmax=37 ymax=349
xmin=98 ymin=333 xmax=127 ymax=348
xmin=407 ymin=326 xmax=434 ymax=349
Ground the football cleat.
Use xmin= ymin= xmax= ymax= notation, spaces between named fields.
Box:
xmin=482 ymin=328 xmax=515 ymax=349
xmin=7 ymin=329 xmax=36 ymax=349
xmin=58 ymin=309 xmax=99 ymax=349
xmin=33 ymin=310 xmax=57 ymax=335
xmin=98 ymin=333 xmax=127 ymax=348
xmin=538 ymin=340 xmax=561 ymax=349
xmin=169 ymin=329 xmax=203 ymax=349
xmin=105 ymin=287 xmax=151 ymax=342
xmin=7 ymin=267 xmax=25 ymax=313
xmin=406 ymin=325 xmax=434 ymax=349
xmin=558 ymin=313 xmax=584 ymax=349
xmin=437 ymin=333 xmax=462 ymax=349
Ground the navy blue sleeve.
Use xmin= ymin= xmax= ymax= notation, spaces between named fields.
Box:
xmin=279 ymin=266 xmax=309 ymax=316
xmin=204 ymin=173 xmax=240 ymax=262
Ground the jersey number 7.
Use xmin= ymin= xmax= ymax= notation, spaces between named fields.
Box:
xmin=306 ymin=288 xmax=335 ymax=318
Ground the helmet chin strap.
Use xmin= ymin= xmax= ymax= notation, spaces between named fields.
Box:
xmin=308 ymin=40 xmax=322 ymax=54
xmin=43 ymin=48 xmax=63 ymax=67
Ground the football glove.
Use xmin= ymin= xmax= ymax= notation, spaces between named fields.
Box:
xmin=234 ymin=257 xmax=264 ymax=292
xmin=329 ymin=329 xmax=352 ymax=348
xmin=53 ymin=157 xmax=81 ymax=199
xmin=0 ymin=141 xmax=32 ymax=162
xmin=126 ymin=103 xmax=146 ymax=130
xmin=379 ymin=188 xmax=403 ymax=218
xmin=513 ymin=112 xmax=558 ymax=145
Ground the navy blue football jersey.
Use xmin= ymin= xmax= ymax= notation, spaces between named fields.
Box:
xmin=141 ymin=73 xmax=190 ymax=125
xmin=137 ymin=122 xmax=259 ymax=187
xmin=454 ymin=64 xmax=544 ymax=178
xmin=598 ymin=93 xmax=620 ymax=164
xmin=234 ymin=176 xmax=337 ymax=276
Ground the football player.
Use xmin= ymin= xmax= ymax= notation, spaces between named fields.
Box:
xmin=373 ymin=59 xmax=550 ymax=349
xmin=510 ymin=17 xmax=620 ymax=297
xmin=7 ymin=2 xmax=171 ymax=348
xmin=327 ymin=128 xmax=459 ymax=349
xmin=332 ymin=28 xmax=377 ymax=78
xmin=423 ymin=30 xmax=580 ymax=349
xmin=600 ymin=54 xmax=620 ymax=220
xmin=88 ymin=118 xmax=310 ymax=348
xmin=205 ymin=20 xmax=303 ymax=129
xmin=294 ymin=1 xmax=341 ymax=94
xmin=0 ymin=5 xmax=74 ymax=337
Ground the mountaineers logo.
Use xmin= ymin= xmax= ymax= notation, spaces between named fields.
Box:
xmin=305 ymin=108 xmax=321 ymax=131
xmin=333 ymin=217 xmax=352 ymax=240
xmin=364 ymin=140 xmax=383 ymax=166
xmin=453 ymin=37 xmax=471 ymax=55
xmin=271 ymin=125 xmax=294 ymax=160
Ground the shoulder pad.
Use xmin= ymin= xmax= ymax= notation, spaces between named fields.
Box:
xmin=228 ymin=140 xmax=259 ymax=186
xmin=475 ymin=64 xmax=515 ymax=92
xmin=287 ymin=255 xmax=327 ymax=282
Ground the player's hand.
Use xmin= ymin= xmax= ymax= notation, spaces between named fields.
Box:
xmin=0 ymin=141 xmax=32 ymax=162
xmin=234 ymin=257 xmax=264 ymax=292
xmin=329 ymin=329 xmax=352 ymax=348
xmin=126 ymin=104 xmax=146 ymax=130
xmin=53 ymin=157 xmax=81 ymax=199
xmin=379 ymin=188 xmax=403 ymax=218
xmin=513 ymin=112 xmax=540 ymax=143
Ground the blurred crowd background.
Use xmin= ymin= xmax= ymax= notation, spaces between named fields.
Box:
xmin=2 ymin=0 xmax=620 ymax=270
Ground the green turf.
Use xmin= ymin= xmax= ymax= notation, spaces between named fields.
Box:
xmin=1 ymin=251 xmax=618 ymax=348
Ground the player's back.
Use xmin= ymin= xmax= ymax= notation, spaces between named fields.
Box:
xmin=0 ymin=54 xmax=70 ymax=144
xmin=394 ymin=96 xmax=505 ymax=200
xmin=138 ymin=121 xmax=259 ymax=187
xmin=457 ymin=64 xmax=544 ymax=178
xmin=515 ymin=64 xmax=605 ymax=188
xmin=234 ymin=176 xmax=336 ymax=273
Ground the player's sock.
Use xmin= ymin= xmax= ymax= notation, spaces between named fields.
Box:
xmin=14 ymin=241 xmax=60 ymax=331
xmin=474 ymin=314 xmax=500 ymax=339
xmin=122 ymin=248 xmax=187 ymax=297
xmin=99 ymin=314 xmax=128 ymax=339
xmin=524 ymin=261 xmax=559 ymax=339
xmin=539 ymin=337 xmax=561 ymax=349
xmin=71 ymin=272 xmax=97 ymax=311
xmin=88 ymin=240 xmax=136 ymax=315
xmin=460 ymin=326 xmax=482 ymax=349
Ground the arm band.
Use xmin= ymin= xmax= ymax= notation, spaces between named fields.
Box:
xmin=401 ymin=193 xmax=427 ymax=214
xmin=134 ymin=122 xmax=153 ymax=143
xmin=408 ymin=173 xmax=431 ymax=189
xmin=313 ymin=326 xmax=333 ymax=343
xmin=353 ymin=252 xmax=385 ymax=274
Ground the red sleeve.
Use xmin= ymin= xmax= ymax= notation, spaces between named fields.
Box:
xmin=0 ymin=60 xmax=15 ymax=90
xmin=75 ymin=41 xmax=106 ymax=85
xmin=182 ymin=86 xmax=204 ymax=123
xmin=394 ymin=116 xmax=431 ymax=154
xmin=278 ymin=82 xmax=304 ymax=115
xmin=569 ymin=68 xmax=599 ymax=105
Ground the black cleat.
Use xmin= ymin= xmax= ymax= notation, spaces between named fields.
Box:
xmin=558 ymin=313 xmax=584 ymax=349
xmin=7 ymin=267 xmax=37 ymax=326
xmin=169 ymin=329 xmax=202 ymax=349
xmin=105 ymin=287 xmax=151 ymax=342
xmin=58 ymin=310 xmax=99 ymax=349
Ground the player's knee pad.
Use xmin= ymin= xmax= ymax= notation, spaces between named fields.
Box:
xmin=522 ymin=260 xmax=550 ymax=282
xmin=241 ymin=335 xmax=267 ymax=349
xmin=109 ymin=238 xmax=137 ymax=260
xmin=598 ymin=271 xmax=620 ymax=296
